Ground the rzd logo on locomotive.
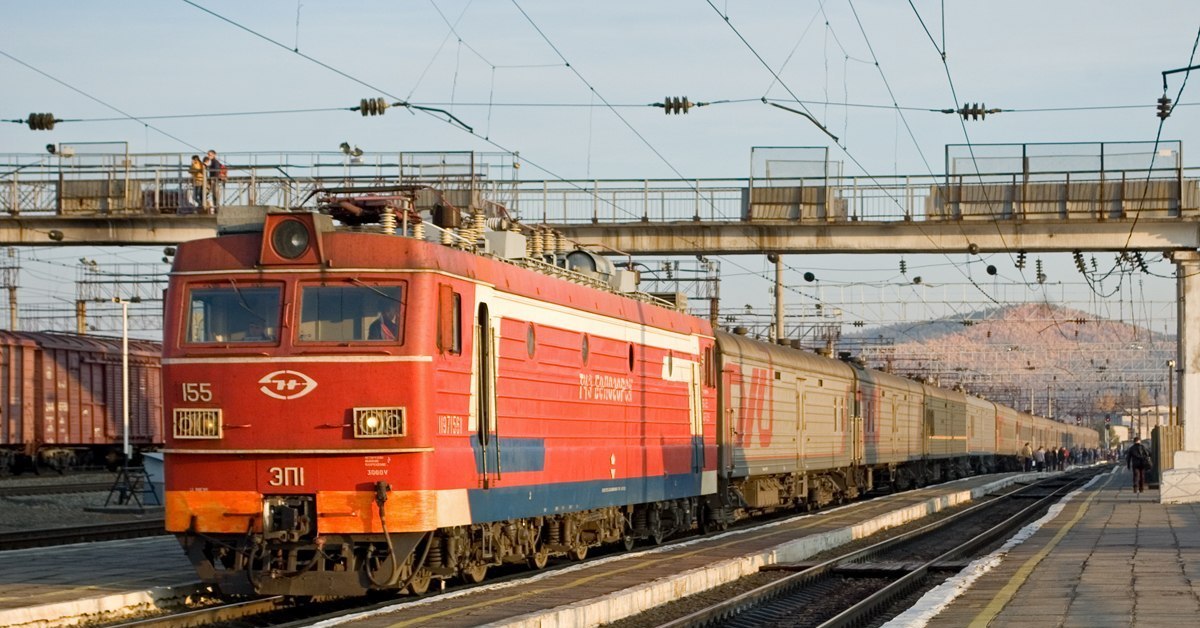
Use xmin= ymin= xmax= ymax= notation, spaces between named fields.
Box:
xmin=736 ymin=367 xmax=774 ymax=447
xmin=258 ymin=370 xmax=318 ymax=400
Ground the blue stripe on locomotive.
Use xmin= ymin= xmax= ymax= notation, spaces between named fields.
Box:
xmin=465 ymin=473 xmax=703 ymax=523
xmin=471 ymin=436 xmax=546 ymax=473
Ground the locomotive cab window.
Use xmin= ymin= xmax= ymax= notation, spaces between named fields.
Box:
xmin=298 ymin=283 xmax=405 ymax=343
xmin=186 ymin=284 xmax=282 ymax=344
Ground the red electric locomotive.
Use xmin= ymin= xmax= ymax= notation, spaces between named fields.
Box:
xmin=164 ymin=198 xmax=716 ymax=596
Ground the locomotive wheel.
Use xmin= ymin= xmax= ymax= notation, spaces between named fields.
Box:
xmin=622 ymin=534 xmax=636 ymax=551
xmin=651 ymin=526 xmax=666 ymax=545
xmin=462 ymin=563 xmax=488 ymax=584
xmin=567 ymin=544 xmax=588 ymax=561
xmin=405 ymin=568 xmax=433 ymax=595
xmin=528 ymin=547 xmax=550 ymax=570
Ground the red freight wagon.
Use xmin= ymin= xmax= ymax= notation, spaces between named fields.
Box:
xmin=0 ymin=330 xmax=162 ymax=471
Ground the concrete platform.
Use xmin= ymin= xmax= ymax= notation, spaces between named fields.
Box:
xmin=889 ymin=466 xmax=1200 ymax=627
xmin=0 ymin=536 xmax=198 ymax=628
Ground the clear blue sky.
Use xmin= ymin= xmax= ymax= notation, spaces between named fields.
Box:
xmin=1 ymin=1 xmax=1197 ymax=337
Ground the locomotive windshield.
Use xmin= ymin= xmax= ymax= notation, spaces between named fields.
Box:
xmin=186 ymin=285 xmax=282 ymax=344
xmin=298 ymin=283 xmax=405 ymax=343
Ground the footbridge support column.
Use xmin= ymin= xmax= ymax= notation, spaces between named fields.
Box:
xmin=1162 ymin=250 xmax=1200 ymax=502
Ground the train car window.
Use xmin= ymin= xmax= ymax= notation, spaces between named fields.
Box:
xmin=526 ymin=324 xmax=537 ymax=358
xmin=186 ymin=285 xmax=281 ymax=344
xmin=581 ymin=334 xmax=590 ymax=365
xmin=436 ymin=285 xmax=462 ymax=354
xmin=628 ymin=343 xmax=635 ymax=371
xmin=297 ymin=283 xmax=405 ymax=343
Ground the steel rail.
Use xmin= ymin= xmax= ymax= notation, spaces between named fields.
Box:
xmin=657 ymin=471 xmax=1093 ymax=628
xmin=0 ymin=481 xmax=114 ymax=497
xmin=0 ymin=519 xmax=165 ymax=551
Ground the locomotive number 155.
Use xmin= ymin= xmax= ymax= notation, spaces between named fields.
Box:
xmin=182 ymin=382 xmax=212 ymax=402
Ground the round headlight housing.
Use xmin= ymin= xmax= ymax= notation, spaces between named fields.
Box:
xmin=272 ymin=220 xmax=310 ymax=259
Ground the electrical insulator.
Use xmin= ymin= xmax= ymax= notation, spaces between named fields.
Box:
xmin=1073 ymin=251 xmax=1086 ymax=274
xmin=358 ymin=97 xmax=390 ymax=117
xmin=899 ymin=259 xmax=907 ymax=275
xmin=955 ymin=103 xmax=999 ymax=121
xmin=1090 ymin=256 xmax=1098 ymax=272
xmin=1133 ymin=252 xmax=1149 ymax=273
xmin=1035 ymin=258 xmax=1044 ymax=275
xmin=1157 ymin=96 xmax=1173 ymax=120
xmin=1015 ymin=251 xmax=1027 ymax=269
xmin=660 ymin=96 xmax=693 ymax=115
xmin=26 ymin=112 xmax=57 ymax=131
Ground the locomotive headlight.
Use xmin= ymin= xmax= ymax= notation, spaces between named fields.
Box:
xmin=353 ymin=407 xmax=406 ymax=438
xmin=272 ymin=220 xmax=310 ymax=259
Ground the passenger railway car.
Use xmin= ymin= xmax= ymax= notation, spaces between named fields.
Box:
xmin=0 ymin=330 xmax=163 ymax=472
xmin=162 ymin=195 xmax=1098 ymax=597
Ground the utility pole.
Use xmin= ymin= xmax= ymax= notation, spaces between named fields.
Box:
xmin=769 ymin=253 xmax=784 ymax=343
xmin=0 ymin=248 xmax=19 ymax=330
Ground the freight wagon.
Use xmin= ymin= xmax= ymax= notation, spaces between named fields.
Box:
xmin=0 ymin=330 xmax=163 ymax=472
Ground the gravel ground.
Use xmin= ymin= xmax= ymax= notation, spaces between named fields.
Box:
xmin=0 ymin=472 xmax=162 ymax=533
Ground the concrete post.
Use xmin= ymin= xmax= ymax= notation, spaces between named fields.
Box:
xmin=1160 ymin=250 xmax=1200 ymax=502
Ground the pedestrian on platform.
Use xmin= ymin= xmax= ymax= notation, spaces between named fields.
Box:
xmin=1020 ymin=442 xmax=1034 ymax=472
xmin=1125 ymin=437 xmax=1152 ymax=494
xmin=1060 ymin=446 xmax=1070 ymax=469
xmin=1034 ymin=446 xmax=1046 ymax=472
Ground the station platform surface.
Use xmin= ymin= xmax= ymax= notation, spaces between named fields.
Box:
xmin=896 ymin=466 xmax=1200 ymax=628
xmin=0 ymin=536 xmax=196 ymax=627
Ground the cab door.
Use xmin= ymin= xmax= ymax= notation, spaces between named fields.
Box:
xmin=689 ymin=361 xmax=704 ymax=474
xmin=475 ymin=302 xmax=499 ymax=488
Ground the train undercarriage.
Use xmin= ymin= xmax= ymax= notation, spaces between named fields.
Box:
xmin=179 ymin=454 xmax=1020 ymax=597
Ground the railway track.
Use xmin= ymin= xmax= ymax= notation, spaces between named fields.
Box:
xmin=0 ymin=519 xmax=166 ymax=551
xmin=0 ymin=481 xmax=115 ymax=498
xmin=107 ymin=596 xmax=287 ymax=628
xmin=656 ymin=470 xmax=1098 ymax=628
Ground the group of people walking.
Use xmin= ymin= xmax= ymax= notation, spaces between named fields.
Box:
xmin=188 ymin=149 xmax=225 ymax=213
xmin=1019 ymin=438 xmax=1154 ymax=494
xmin=1019 ymin=443 xmax=1097 ymax=472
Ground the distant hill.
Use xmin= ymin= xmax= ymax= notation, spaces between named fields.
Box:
xmin=842 ymin=303 xmax=1173 ymax=421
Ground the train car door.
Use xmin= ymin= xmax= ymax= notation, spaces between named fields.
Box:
xmin=475 ymin=303 xmax=499 ymax=488
xmin=690 ymin=361 xmax=703 ymax=474
xmin=795 ymin=377 xmax=807 ymax=471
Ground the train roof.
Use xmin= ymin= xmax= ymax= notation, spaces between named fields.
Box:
xmin=175 ymin=225 xmax=714 ymax=338
xmin=0 ymin=330 xmax=161 ymax=359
